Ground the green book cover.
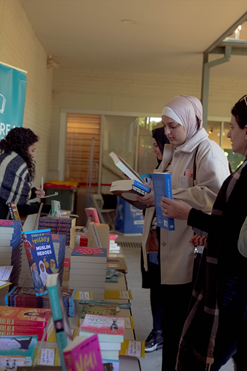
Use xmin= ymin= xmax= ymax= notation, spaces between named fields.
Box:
xmin=47 ymin=274 xmax=73 ymax=371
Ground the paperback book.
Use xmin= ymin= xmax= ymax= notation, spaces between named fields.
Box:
xmin=22 ymin=229 xmax=58 ymax=296
xmin=109 ymin=152 xmax=143 ymax=183
xmin=0 ymin=335 xmax=38 ymax=368
xmin=47 ymin=273 xmax=73 ymax=371
xmin=80 ymin=314 xmax=124 ymax=343
xmin=152 ymin=172 xmax=175 ymax=231
xmin=63 ymin=334 xmax=104 ymax=371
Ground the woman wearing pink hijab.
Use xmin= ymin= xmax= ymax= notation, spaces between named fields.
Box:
xmin=139 ymin=96 xmax=230 ymax=371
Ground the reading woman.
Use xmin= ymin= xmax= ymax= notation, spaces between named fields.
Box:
xmin=138 ymin=96 xmax=229 ymax=371
xmin=0 ymin=127 xmax=46 ymax=219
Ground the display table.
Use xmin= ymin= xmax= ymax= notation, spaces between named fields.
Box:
xmin=38 ymin=256 xmax=141 ymax=370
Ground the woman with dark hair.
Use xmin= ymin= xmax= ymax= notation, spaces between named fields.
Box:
xmin=0 ymin=127 xmax=45 ymax=219
xmin=161 ymin=95 xmax=247 ymax=371
xmin=142 ymin=126 xmax=169 ymax=353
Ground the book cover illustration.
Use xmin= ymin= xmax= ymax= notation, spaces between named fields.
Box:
xmin=22 ymin=229 xmax=58 ymax=296
xmin=63 ymin=334 xmax=104 ymax=371
xmin=152 ymin=172 xmax=175 ymax=231
xmin=81 ymin=315 xmax=124 ymax=336
xmin=0 ymin=307 xmax=51 ymax=326
xmin=51 ymin=201 xmax=62 ymax=218
xmin=79 ymin=305 xmax=117 ymax=325
xmin=0 ymin=335 xmax=37 ymax=363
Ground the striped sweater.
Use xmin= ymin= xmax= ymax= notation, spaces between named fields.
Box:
xmin=0 ymin=151 xmax=32 ymax=205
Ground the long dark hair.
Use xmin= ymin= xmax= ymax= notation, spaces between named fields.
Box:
xmin=231 ymin=95 xmax=247 ymax=129
xmin=0 ymin=127 xmax=38 ymax=181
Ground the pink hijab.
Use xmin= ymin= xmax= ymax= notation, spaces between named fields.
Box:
xmin=162 ymin=96 xmax=203 ymax=141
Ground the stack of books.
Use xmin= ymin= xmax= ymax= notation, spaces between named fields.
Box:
xmin=0 ymin=334 xmax=38 ymax=368
xmin=69 ymin=246 xmax=107 ymax=300
xmin=5 ymin=287 xmax=76 ymax=317
xmin=0 ymin=306 xmax=51 ymax=340
xmin=79 ymin=314 xmax=124 ymax=367
xmin=38 ymin=217 xmax=76 ymax=246
xmin=109 ymin=234 xmax=120 ymax=253
xmin=0 ymin=220 xmax=22 ymax=301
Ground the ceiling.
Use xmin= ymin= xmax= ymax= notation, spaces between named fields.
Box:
xmin=20 ymin=0 xmax=247 ymax=78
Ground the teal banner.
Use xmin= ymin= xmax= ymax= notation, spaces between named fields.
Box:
xmin=0 ymin=63 xmax=27 ymax=139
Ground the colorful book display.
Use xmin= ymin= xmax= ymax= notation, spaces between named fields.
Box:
xmin=38 ymin=217 xmax=76 ymax=247
xmin=47 ymin=273 xmax=73 ymax=371
xmin=22 ymin=229 xmax=58 ymax=296
xmin=63 ymin=334 xmax=104 ymax=371
xmin=0 ymin=306 xmax=51 ymax=341
xmin=5 ymin=287 xmax=76 ymax=318
xmin=0 ymin=335 xmax=38 ymax=368
xmin=152 ymin=172 xmax=175 ymax=230
xmin=0 ymin=220 xmax=22 ymax=303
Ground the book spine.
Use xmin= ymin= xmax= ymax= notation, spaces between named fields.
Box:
xmin=0 ymin=318 xmax=48 ymax=327
xmin=63 ymin=351 xmax=75 ymax=371
xmin=47 ymin=284 xmax=67 ymax=371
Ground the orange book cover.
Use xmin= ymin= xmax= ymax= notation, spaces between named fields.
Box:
xmin=0 ymin=307 xmax=51 ymax=326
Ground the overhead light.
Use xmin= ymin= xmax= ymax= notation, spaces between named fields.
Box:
xmin=47 ymin=56 xmax=59 ymax=69
xmin=121 ymin=19 xmax=136 ymax=25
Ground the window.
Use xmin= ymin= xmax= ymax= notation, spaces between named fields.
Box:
xmin=65 ymin=113 xmax=101 ymax=184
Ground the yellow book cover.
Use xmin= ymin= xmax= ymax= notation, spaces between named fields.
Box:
xmin=120 ymin=339 xmax=145 ymax=358
xmin=104 ymin=290 xmax=133 ymax=300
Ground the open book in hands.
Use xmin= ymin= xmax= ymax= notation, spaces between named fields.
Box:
xmin=109 ymin=152 xmax=151 ymax=209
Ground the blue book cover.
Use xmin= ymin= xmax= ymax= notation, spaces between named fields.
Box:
xmin=22 ymin=229 xmax=58 ymax=296
xmin=47 ymin=273 xmax=73 ymax=371
xmin=152 ymin=172 xmax=175 ymax=231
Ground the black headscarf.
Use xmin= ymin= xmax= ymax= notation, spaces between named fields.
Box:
xmin=152 ymin=126 xmax=169 ymax=166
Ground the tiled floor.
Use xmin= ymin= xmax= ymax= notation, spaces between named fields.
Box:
xmin=120 ymin=244 xmax=234 ymax=371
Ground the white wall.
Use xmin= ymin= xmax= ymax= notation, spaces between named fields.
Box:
xmin=0 ymin=0 xmax=53 ymax=187
xmin=50 ymin=67 xmax=247 ymax=179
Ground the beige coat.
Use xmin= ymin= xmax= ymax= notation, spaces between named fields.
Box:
xmin=142 ymin=128 xmax=230 ymax=285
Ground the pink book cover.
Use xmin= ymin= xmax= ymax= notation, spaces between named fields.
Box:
xmin=64 ymin=334 xmax=104 ymax=371
xmin=81 ymin=315 xmax=125 ymax=336
xmin=85 ymin=208 xmax=100 ymax=224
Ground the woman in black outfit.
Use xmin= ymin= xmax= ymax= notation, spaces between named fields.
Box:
xmin=0 ymin=127 xmax=46 ymax=219
xmin=142 ymin=126 xmax=169 ymax=352
xmin=161 ymin=95 xmax=247 ymax=371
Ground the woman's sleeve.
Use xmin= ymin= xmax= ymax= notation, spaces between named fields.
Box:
xmin=173 ymin=153 xmax=229 ymax=213
xmin=238 ymin=217 xmax=247 ymax=258
xmin=188 ymin=208 xmax=220 ymax=233
xmin=18 ymin=202 xmax=41 ymax=216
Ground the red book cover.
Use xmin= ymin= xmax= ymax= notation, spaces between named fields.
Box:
xmin=0 ymin=307 xmax=51 ymax=326
xmin=0 ymin=325 xmax=45 ymax=333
